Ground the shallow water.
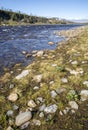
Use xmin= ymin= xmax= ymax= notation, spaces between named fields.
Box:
xmin=0 ymin=24 xmax=82 ymax=74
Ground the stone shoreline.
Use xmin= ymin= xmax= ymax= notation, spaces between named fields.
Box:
xmin=0 ymin=26 xmax=88 ymax=130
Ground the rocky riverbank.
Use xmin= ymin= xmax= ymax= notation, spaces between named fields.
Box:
xmin=0 ymin=26 xmax=88 ymax=130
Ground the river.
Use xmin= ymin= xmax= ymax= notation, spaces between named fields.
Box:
xmin=0 ymin=24 xmax=82 ymax=75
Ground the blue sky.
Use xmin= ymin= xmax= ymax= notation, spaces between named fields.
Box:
xmin=0 ymin=0 xmax=88 ymax=20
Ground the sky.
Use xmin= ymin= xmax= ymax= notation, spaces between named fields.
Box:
xmin=0 ymin=0 xmax=88 ymax=20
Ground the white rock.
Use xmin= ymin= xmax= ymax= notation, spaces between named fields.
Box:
xmin=70 ymin=70 xmax=79 ymax=75
xmin=16 ymin=70 xmax=29 ymax=80
xmin=33 ymin=86 xmax=39 ymax=90
xmin=37 ymin=97 xmax=45 ymax=103
xmin=80 ymin=90 xmax=88 ymax=101
xmin=55 ymin=88 xmax=66 ymax=94
xmin=61 ymin=78 xmax=68 ymax=83
xmin=39 ymin=112 xmax=44 ymax=118
xmin=69 ymin=101 xmax=78 ymax=110
xmin=44 ymin=104 xmax=58 ymax=113
xmin=50 ymin=90 xmax=57 ymax=98
xmin=6 ymin=126 xmax=14 ymax=130
xmin=20 ymin=121 xmax=30 ymax=130
xmin=8 ymin=93 xmax=18 ymax=102
xmin=83 ymin=81 xmax=88 ymax=87
xmin=49 ymin=81 xmax=54 ymax=85
xmin=15 ymin=111 xmax=32 ymax=126
xmin=9 ymin=84 xmax=14 ymax=89
xmin=39 ymin=104 xmax=46 ymax=111
xmin=71 ymin=109 xmax=75 ymax=114
xmin=33 ymin=74 xmax=42 ymax=83
xmin=71 ymin=61 xmax=78 ymax=65
xmin=52 ymin=64 xmax=57 ymax=67
xmin=32 ymin=119 xmax=41 ymax=126
xmin=6 ymin=110 xmax=13 ymax=117
xmin=28 ymin=100 xmax=37 ymax=108
xmin=59 ymin=111 xmax=63 ymax=116
xmin=13 ymin=105 xmax=19 ymax=110
xmin=36 ymin=51 xmax=44 ymax=57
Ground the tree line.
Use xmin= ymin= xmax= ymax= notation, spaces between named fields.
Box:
xmin=0 ymin=8 xmax=72 ymax=25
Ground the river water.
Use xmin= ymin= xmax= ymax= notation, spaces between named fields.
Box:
xmin=0 ymin=24 xmax=82 ymax=75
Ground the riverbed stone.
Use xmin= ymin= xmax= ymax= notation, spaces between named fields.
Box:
xmin=69 ymin=101 xmax=78 ymax=110
xmin=48 ymin=42 xmax=54 ymax=45
xmin=15 ymin=70 xmax=29 ymax=80
xmin=80 ymin=90 xmax=88 ymax=101
xmin=55 ymin=88 xmax=66 ymax=94
xmin=15 ymin=111 xmax=32 ymax=126
xmin=44 ymin=104 xmax=58 ymax=113
xmin=36 ymin=51 xmax=44 ymax=57
xmin=50 ymin=90 xmax=57 ymax=98
xmin=6 ymin=110 xmax=13 ymax=117
xmin=83 ymin=81 xmax=88 ymax=87
xmin=6 ymin=126 xmax=14 ymax=130
xmin=39 ymin=104 xmax=46 ymax=111
xmin=27 ymin=100 xmax=37 ymax=108
xmin=71 ymin=61 xmax=78 ymax=65
xmin=8 ymin=93 xmax=18 ymax=102
xmin=20 ymin=121 xmax=30 ymax=130
xmin=61 ymin=77 xmax=68 ymax=83
xmin=33 ymin=74 xmax=42 ymax=83
xmin=32 ymin=119 xmax=41 ymax=126
xmin=39 ymin=112 xmax=44 ymax=118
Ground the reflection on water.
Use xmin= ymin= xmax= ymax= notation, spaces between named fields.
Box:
xmin=0 ymin=24 xmax=82 ymax=74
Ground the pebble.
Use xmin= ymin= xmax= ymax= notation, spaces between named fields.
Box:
xmin=69 ymin=101 xmax=78 ymax=110
xmin=48 ymin=42 xmax=54 ymax=45
xmin=13 ymin=105 xmax=19 ymax=110
xmin=9 ymin=84 xmax=15 ymax=89
xmin=71 ymin=61 xmax=78 ymax=65
xmin=6 ymin=126 xmax=14 ymax=130
xmin=15 ymin=111 xmax=32 ymax=126
xmin=37 ymin=97 xmax=45 ymax=103
xmin=39 ymin=104 xmax=46 ymax=111
xmin=8 ymin=93 xmax=18 ymax=102
xmin=36 ymin=51 xmax=44 ymax=57
xmin=20 ymin=121 xmax=30 ymax=130
xmin=33 ymin=74 xmax=42 ymax=83
xmin=16 ymin=70 xmax=29 ymax=80
xmin=32 ymin=119 xmax=41 ymax=126
xmin=6 ymin=110 xmax=13 ymax=117
xmin=39 ymin=112 xmax=44 ymax=118
xmin=83 ymin=81 xmax=88 ymax=87
xmin=44 ymin=104 xmax=58 ymax=113
xmin=61 ymin=78 xmax=68 ymax=83
xmin=28 ymin=100 xmax=37 ymax=108
xmin=55 ymin=88 xmax=66 ymax=94
xmin=80 ymin=90 xmax=88 ymax=101
xmin=33 ymin=86 xmax=39 ymax=90
xmin=50 ymin=90 xmax=57 ymax=98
